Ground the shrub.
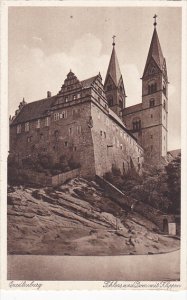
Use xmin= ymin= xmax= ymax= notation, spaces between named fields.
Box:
xmin=38 ymin=154 xmax=53 ymax=169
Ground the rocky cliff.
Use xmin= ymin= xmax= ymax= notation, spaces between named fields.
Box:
xmin=7 ymin=178 xmax=179 ymax=255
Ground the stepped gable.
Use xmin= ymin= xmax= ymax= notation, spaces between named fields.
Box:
xmin=11 ymin=72 xmax=100 ymax=125
xmin=11 ymin=96 xmax=56 ymax=126
xmin=58 ymin=70 xmax=82 ymax=94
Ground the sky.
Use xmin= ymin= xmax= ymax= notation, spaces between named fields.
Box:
xmin=8 ymin=6 xmax=182 ymax=151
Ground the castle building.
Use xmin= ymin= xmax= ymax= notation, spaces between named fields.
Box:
xmin=9 ymin=18 xmax=168 ymax=178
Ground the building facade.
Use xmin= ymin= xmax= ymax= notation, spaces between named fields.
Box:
xmin=9 ymin=19 xmax=168 ymax=178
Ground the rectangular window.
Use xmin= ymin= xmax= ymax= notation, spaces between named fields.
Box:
xmin=60 ymin=111 xmax=67 ymax=119
xmin=17 ymin=124 xmax=21 ymax=134
xmin=77 ymin=93 xmax=81 ymax=99
xmin=100 ymin=130 xmax=102 ymax=136
xmin=69 ymin=127 xmax=72 ymax=135
xmin=104 ymin=132 xmax=106 ymax=138
xmin=36 ymin=119 xmax=40 ymax=129
xmin=25 ymin=122 xmax=29 ymax=132
xmin=54 ymin=113 xmax=59 ymax=121
xmin=64 ymin=141 xmax=68 ymax=147
xmin=27 ymin=136 xmax=32 ymax=143
xmin=150 ymin=99 xmax=155 ymax=107
xmin=45 ymin=117 xmax=49 ymax=126
xmin=77 ymin=125 xmax=82 ymax=134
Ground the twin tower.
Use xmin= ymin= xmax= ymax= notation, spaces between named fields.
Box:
xmin=104 ymin=18 xmax=168 ymax=164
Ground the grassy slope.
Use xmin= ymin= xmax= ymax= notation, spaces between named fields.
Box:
xmin=7 ymin=178 xmax=179 ymax=255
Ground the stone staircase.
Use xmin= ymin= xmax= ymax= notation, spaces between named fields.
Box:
xmin=95 ymin=175 xmax=170 ymax=232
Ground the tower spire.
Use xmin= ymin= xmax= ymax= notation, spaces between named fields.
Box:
xmin=105 ymin=37 xmax=122 ymax=87
xmin=142 ymin=16 xmax=165 ymax=77
xmin=104 ymin=38 xmax=126 ymax=117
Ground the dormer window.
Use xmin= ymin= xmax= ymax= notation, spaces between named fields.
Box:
xmin=73 ymin=95 xmax=77 ymax=100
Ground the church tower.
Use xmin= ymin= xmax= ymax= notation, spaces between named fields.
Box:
xmin=141 ymin=15 xmax=168 ymax=163
xmin=104 ymin=36 xmax=126 ymax=118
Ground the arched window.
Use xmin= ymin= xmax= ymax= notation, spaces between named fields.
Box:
xmin=107 ymin=84 xmax=112 ymax=91
xmin=108 ymin=95 xmax=113 ymax=107
xmin=119 ymin=99 xmax=123 ymax=109
xmin=163 ymin=100 xmax=166 ymax=110
xmin=163 ymin=83 xmax=166 ymax=96
xmin=148 ymin=82 xmax=157 ymax=94
xmin=132 ymin=118 xmax=141 ymax=132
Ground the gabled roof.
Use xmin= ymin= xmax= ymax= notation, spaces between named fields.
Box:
xmin=143 ymin=28 xmax=165 ymax=76
xmin=104 ymin=46 xmax=122 ymax=87
xmin=11 ymin=74 xmax=99 ymax=126
xmin=11 ymin=96 xmax=57 ymax=125
xmin=81 ymin=75 xmax=98 ymax=88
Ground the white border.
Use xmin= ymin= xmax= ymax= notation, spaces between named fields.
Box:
xmin=1 ymin=0 xmax=187 ymax=295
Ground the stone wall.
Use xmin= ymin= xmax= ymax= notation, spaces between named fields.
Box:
xmin=10 ymin=100 xmax=96 ymax=178
xmin=91 ymin=102 xmax=144 ymax=177
xmin=95 ymin=175 xmax=175 ymax=233
xmin=122 ymin=94 xmax=167 ymax=164
xmin=24 ymin=169 xmax=80 ymax=187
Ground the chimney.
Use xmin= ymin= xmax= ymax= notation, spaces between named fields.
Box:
xmin=47 ymin=91 xmax=51 ymax=98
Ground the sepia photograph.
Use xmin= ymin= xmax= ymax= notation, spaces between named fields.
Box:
xmin=1 ymin=0 xmax=186 ymax=288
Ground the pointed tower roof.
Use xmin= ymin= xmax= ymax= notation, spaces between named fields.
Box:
xmin=143 ymin=17 xmax=165 ymax=76
xmin=105 ymin=38 xmax=122 ymax=87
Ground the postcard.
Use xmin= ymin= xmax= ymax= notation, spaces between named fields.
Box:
xmin=0 ymin=0 xmax=187 ymax=296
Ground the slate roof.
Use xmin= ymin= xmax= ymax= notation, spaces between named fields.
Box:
xmin=143 ymin=28 xmax=165 ymax=76
xmin=81 ymin=75 xmax=98 ymax=88
xmin=104 ymin=46 xmax=122 ymax=87
xmin=11 ymin=74 xmax=98 ymax=126
xmin=11 ymin=96 xmax=57 ymax=125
